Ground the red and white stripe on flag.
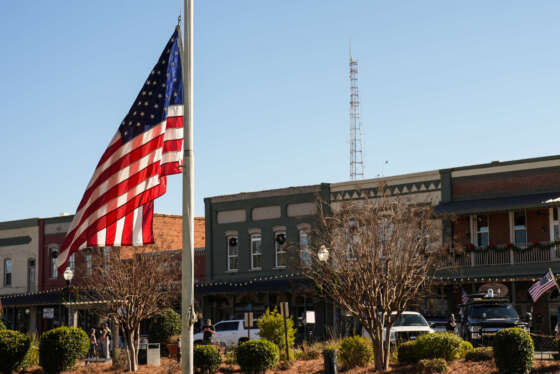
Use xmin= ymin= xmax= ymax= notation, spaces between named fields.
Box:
xmin=56 ymin=29 xmax=184 ymax=273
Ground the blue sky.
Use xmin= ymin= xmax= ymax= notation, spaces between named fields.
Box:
xmin=1 ymin=1 xmax=560 ymax=221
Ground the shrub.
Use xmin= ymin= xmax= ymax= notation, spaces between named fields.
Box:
xmin=39 ymin=326 xmax=89 ymax=374
xmin=194 ymin=345 xmax=221 ymax=374
xmin=148 ymin=308 xmax=181 ymax=355
xmin=0 ymin=329 xmax=30 ymax=374
xmin=415 ymin=332 xmax=463 ymax=361
xmin=465 ymin=347 xmax=493 ymax=362
xmin=456 ymin=340 xmax=474 ymax=359
xmin=397 ymin=340 xmax=420 ymax=363
xmin=493 ymin=328 xmax=534 ymax=374
xmin=338 ymin=336 xmax=373 ymax=369
xmin=18 ymin=334 xmax=39 ymax=371
xmin=0 ymin=320 xmax=5 ymax=330
xmin=298 ymin=341 xmax=321 ymax=361
xmin=236 ymin=339 xmax=279 ymax=374
xmin=257 ymin=308 xmax=295 ymax=359
xmin=417 ymin=358 xmax=448 ymax=373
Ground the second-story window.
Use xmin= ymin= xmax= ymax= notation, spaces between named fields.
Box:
xmin=476 ymin=215 xmax=489 ymax=247
xmin=4 ymin=258 xmax=12 ymax=287
xmin=513 ymin=210 xmax=527 ymax=247
xmin=299 ymin=230 xmax=311 ymax=266
xmin=275 ymin=232 xmax=287 ymax=268
xmin=103 ymin=247 xmax=111 ymax=270
xmin=250 ymin=234 xmax=262 ymax=270
xmin=49 ymin=246 xmax=59 ymax=279
xmin=27 ymin=258 xmax=36 ymax=293
xmin=85 ymin=254 xmax=92 ymax=277
xmin=68 ymin=254 xmax=75 ymax=272
xmin=226 ymin=235 xmax=239 ymax=271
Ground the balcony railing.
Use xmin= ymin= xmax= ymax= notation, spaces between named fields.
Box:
xmin=442 ymin=243 xmax=560 ymax=267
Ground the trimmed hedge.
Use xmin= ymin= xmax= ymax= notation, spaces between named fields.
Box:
xmin=415 ymin=333 xmax=463 ymax=362
xmin=194 ymin=345 xmax=222 ymax=374
xmin=0 ymin=321 xmax=6 ymax=330
xmin=0 ymin=329 xmax=30 ymax=374
xmin=465 ymin=347 xmax=493 ymax=362
xmin=397 ymin=340 xmax=420 ymax=363
xmin=39 ymin=327 xmax=89 ymax=374
xmin=417 ymin=358 xmax=448 ymax=373
xmin=456 ymin=340 xmax=474 ymax=359
xmin=236 ymin=339 xmax=279 ymax=374
xmin=493 ymin=328 xmax=533 ymax=374
xmin=338 ymin=336 xmax=373 ymax=369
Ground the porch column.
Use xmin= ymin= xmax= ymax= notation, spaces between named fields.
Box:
xmin=72 ymin=310 xmax=78 ymax=328
xmin=29 ymin=307 xmax=37 ymax=338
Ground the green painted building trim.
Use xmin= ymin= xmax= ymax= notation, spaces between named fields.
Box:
xmin=0 ymin=218 xmax=39 ymax=230
xmin=440 ymin=154 xmax=560 ymax=174
xmin=42 ymin=215 xmax=74 ymax=224
xmin=0 ymin=236 xmax=32 ymax=247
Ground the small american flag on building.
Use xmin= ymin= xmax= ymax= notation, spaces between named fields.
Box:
xmin=57 ymin=28 xmax=184 ymax=272
xmin=529 ymin=269 xmax=558 ymax=303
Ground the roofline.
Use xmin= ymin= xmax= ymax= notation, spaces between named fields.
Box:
xmin=330 ymin=170 xmax=441 ymax=189
xmin=0 ymin=218 xmax=40 ymax=230
xmin=441 ymin=154 xmax=560 ymax=173
xmin=207 ymin=184 xmax=323 ymax=203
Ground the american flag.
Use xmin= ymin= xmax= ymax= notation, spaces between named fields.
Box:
xmin=57 ymin=28 xmax=183 ymax=272
xmin=461 ymin=288 xmax=469 ymax=304
xmin=529 ymin=269 xmax=558 ymax=303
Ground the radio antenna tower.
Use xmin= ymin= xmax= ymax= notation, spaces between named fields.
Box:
xmin=349 ymin=46 xmax=364 ymax=180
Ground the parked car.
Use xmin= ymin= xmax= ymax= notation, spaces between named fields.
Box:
xmin=459 ymin=295 xmax=530 ymax=346
xmin=193 ymin=319 xmax=260 ymax=346
xmin=362 ymin=311 xmax=434 ymax=344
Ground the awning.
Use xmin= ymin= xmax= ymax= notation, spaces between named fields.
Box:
xmin=0 ymin=290 xmax=63 ymax=307
xmin=434 ymin=263 xmax=560 ymax=281
xmin=195 ymin=276 xmax=313 ymax=295
xmin=434 ymin=192 xmax=560 ymax=216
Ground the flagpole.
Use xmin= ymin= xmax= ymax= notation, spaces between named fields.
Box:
xmin=181 ymin=0 xmax=195 ymax=373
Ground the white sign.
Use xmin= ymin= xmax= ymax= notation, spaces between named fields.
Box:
xmin=305 ymin=310 xmax=316 ymax=324
xmin=43 ymin=308 xmax=54 ymax=319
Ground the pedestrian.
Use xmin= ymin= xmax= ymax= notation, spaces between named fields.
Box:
xmin=202 ymin=319 xmax=215 ymax=345
xmin=446 ymin=314 xmax=457 ymax=334
xmin=100 ymin=323 xmax=111 ymax=359
xmin=88 ymin=328 xmax=98 ymax=359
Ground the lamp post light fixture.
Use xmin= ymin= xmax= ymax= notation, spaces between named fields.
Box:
xmin=318 ymin=245 xmax=329 ymax=262
xmin=63 ymin=268 xmax=74 ymax=286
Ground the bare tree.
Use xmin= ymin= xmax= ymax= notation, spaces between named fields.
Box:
xmin=306 ymin=195 xmax=440 ymax=371
xmin=79 ymin=247 xmax=179 ymax=371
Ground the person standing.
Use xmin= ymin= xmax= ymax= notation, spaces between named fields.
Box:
xmin=202 ymin=319 xmax=215 ymax=345
xmin=100 ymin=324 xmax=111 ymax=359
xmin=446 ymin=314 xmax=457 ymax=334
xmin=88 ymin=328 xmax=98 ymax=359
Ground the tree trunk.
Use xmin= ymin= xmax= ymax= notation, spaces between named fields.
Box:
xmin=383 ymin=327 xmax=392 ymax=371
xmin=126 ymin=329 xmax=138 ymax=371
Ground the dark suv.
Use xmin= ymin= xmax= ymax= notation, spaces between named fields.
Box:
xmin=459 ymin=295 xmax=530 ymax=346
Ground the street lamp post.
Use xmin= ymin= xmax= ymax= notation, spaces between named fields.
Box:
xmin=63 ymin=268 xmax=74 ymax=327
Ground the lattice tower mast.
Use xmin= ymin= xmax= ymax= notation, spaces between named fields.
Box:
xmin=349 ymin=52 xmax=364 ymax=180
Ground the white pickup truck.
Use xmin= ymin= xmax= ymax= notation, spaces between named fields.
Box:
xmin=193 ymin=320 xmax=260 ymax=347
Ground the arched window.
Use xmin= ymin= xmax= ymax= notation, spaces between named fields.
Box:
xmin=225 ymin=231 xmax=239 ymax=272
xmin=48 ymin=244 xmax=59 ymax=279
xmin=273 ymin=226 xmax=287 ymax=268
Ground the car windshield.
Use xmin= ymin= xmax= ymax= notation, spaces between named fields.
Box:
xmin=393 ymin=314 xmax=429 ymax=327
xmin=469 ymin=304 xmax=518 ymax=319
xmin=214 ymin=321 xmax=239 ymax=331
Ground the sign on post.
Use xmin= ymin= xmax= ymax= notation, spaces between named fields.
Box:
xmin=279 ymin=301 xmax=289 ymax=318
xmin=279 ymin=302 xmax=290 ymax=361
xmin=244 ymin=312 xmax=254 ymax=340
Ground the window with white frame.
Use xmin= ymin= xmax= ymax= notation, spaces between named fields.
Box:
xmin=513 ymin=210 xmax=527 ymax=247
xmin=27 ymin=258 xmax=36 ymax=292
xmin=274 ymin=231 xmax=287 ymax=268
xmin=250 ymin=233 xmax=262 ymax=270
xmin=103 ymin=247 xmax=111 ymax=270
xmin=551 ymin=208 xmax=560 ymax=242
xmin=226 ymin=234 xmax=239 ymax=271
xmin=4 ymin=258 xmax=12 ymax=287
xmin=476 ymin=215 xmax=489 ymax=247
xmin=68 ymin=253 xmax=75 ymax=272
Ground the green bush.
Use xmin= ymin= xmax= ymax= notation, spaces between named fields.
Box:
xmin=397 ymin=340 xmax=420 ymax=363
xmin=18 ymin=334 xmax=39 ymax=371
xmin=456 ymin=340 xmax=474 ymax=359
xmin=39 ymin=327 xmax=89 ymax=374
xmin=257 ymin=308 xmax=295 ymax=359
xmin=338 ymin=336 xmax=373 ymax=369
xmin=194 ymin=345 xmax=221 ymax=374
xmin=415 ymin=332 xmax=463 ymax=362
xmin=465 ymin=347 xmax=493 ymax=362
xmin=0 ymin=329 xmax=30 ymax=374
xmin=417 ymin=358 xmax=448 ymax=373
xmin=0 ymin=321 xmax=5 ymax=330
xmin=236 ymin=339 xmax=279 ymax=374
xmin=148 ymin=308 xmax=181 ymax=355
xmin=493 ymin=328 xmax=534 ymax=374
